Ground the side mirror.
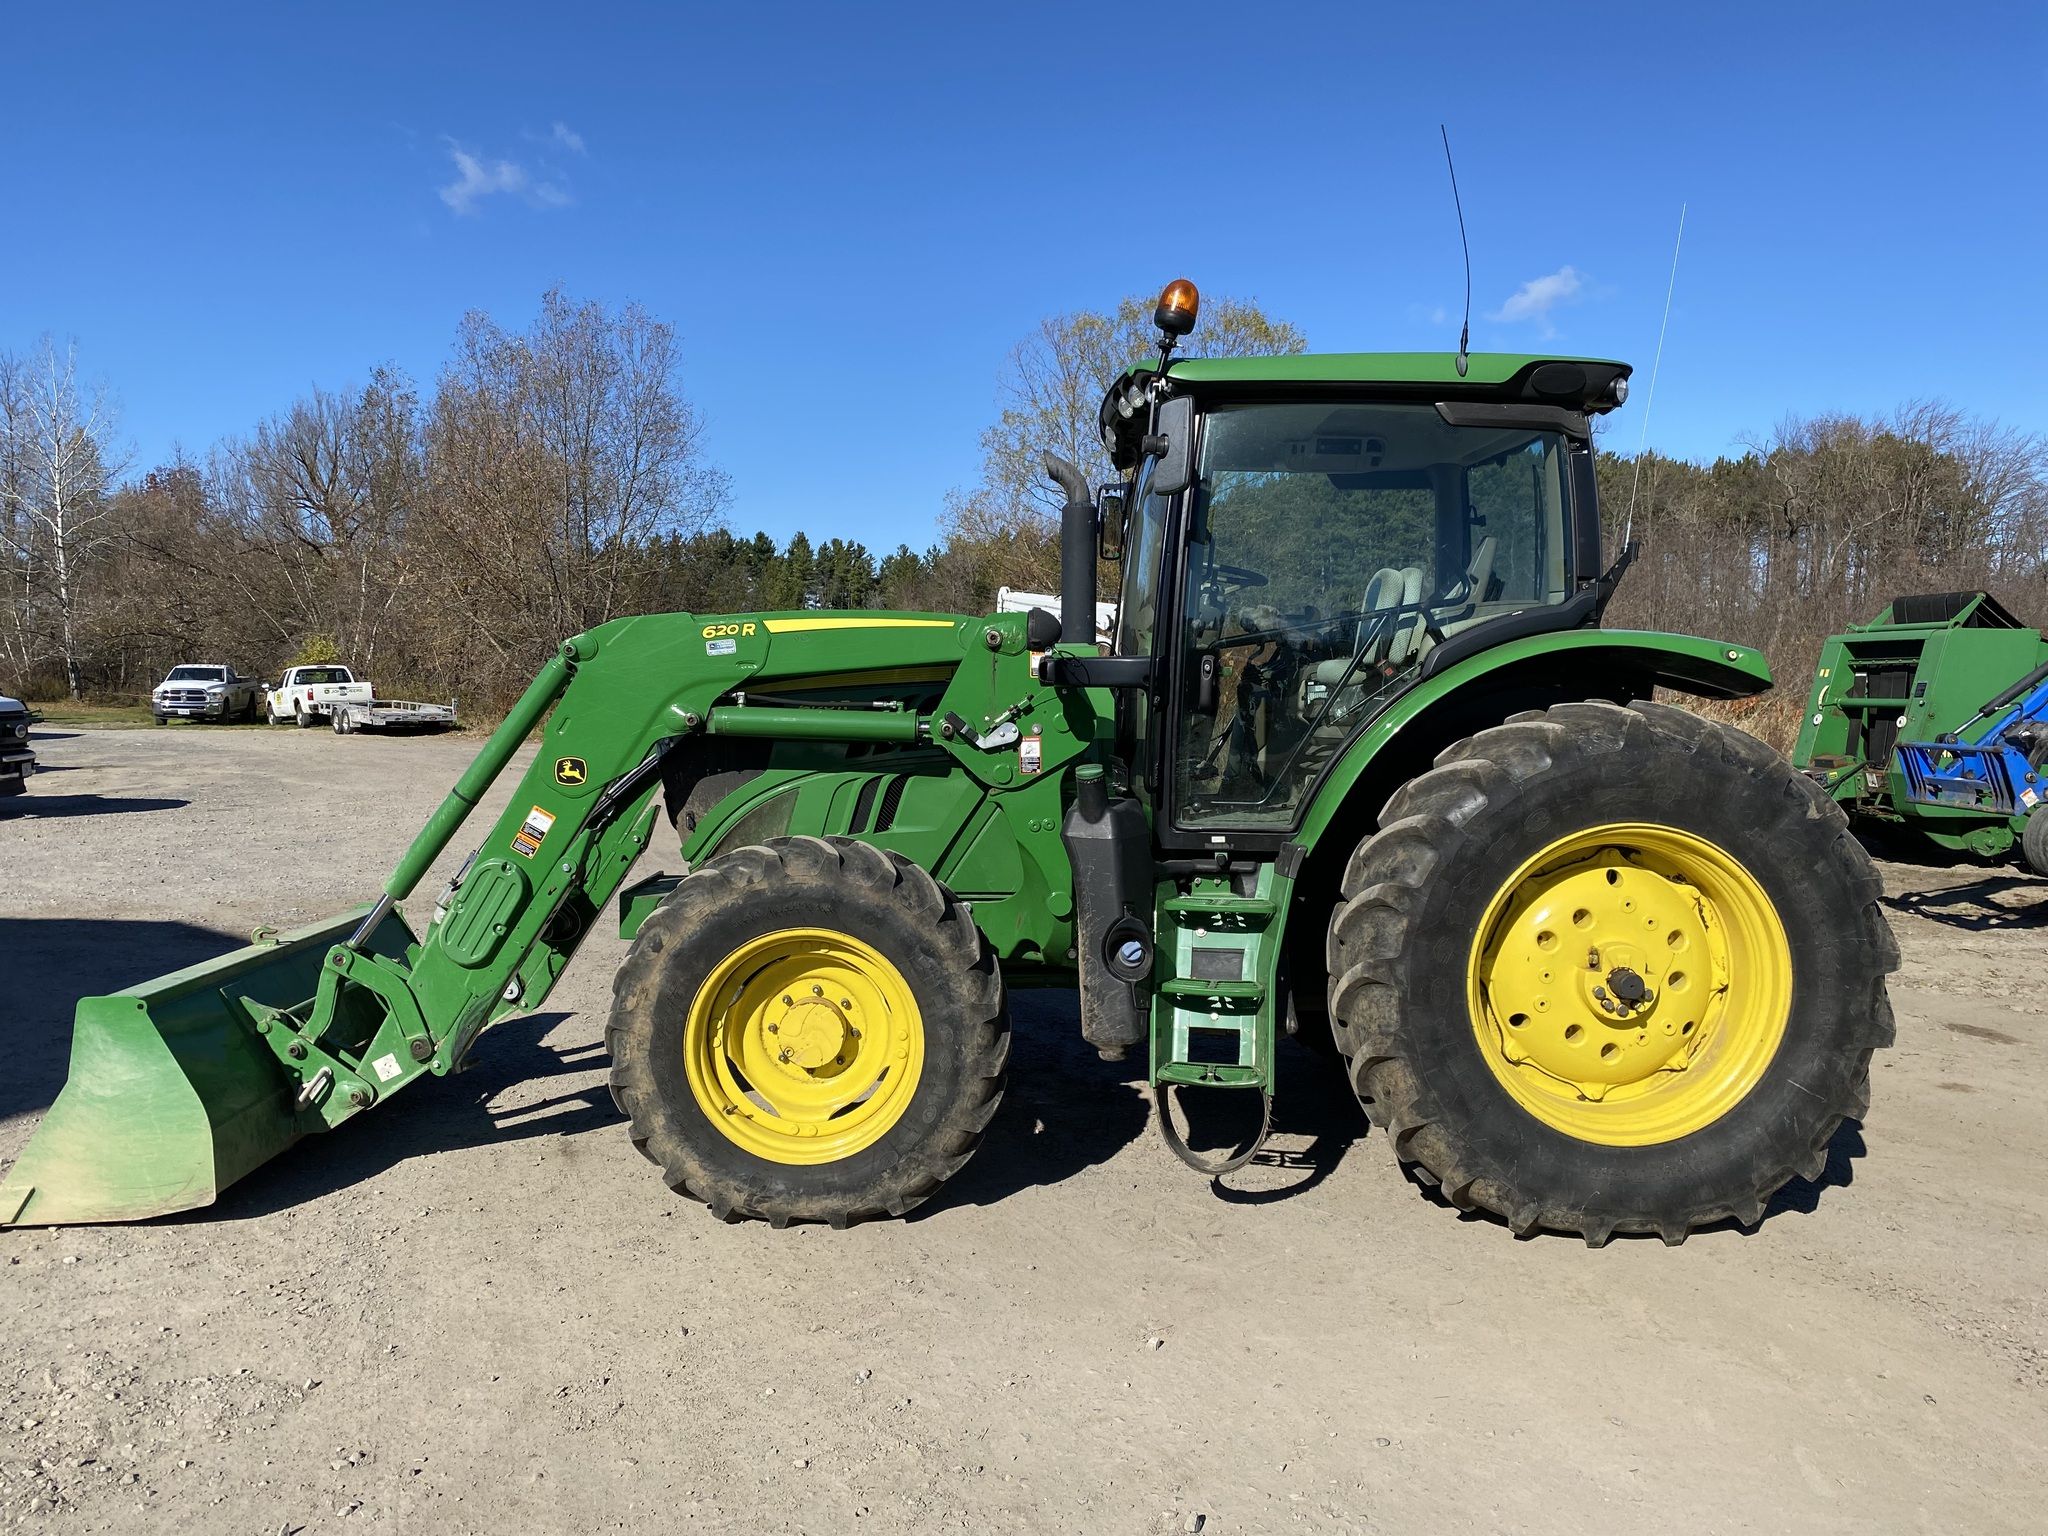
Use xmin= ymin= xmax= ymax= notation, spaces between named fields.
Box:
xmin=1148 ymin=396 xmax=1195 ymax=496
xmin=1096 ymin=482 xmax=1127 ymax=562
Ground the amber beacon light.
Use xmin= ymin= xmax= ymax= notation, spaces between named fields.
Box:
xmin=1153 ymin=278 xmax=1200 ymax=339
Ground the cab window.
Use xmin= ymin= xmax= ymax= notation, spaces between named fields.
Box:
xmin=1174 ymin=402 xmax=1572 ymax=829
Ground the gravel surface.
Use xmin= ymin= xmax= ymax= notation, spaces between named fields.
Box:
xmin=2 ymin=723 xmax=2044 ymax=1533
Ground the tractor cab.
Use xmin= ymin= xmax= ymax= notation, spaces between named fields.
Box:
xmin=1090 ymin=315 xmax=1630 ymax=845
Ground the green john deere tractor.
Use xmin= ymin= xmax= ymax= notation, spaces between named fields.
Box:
xmin=1 ymin=281 xmax=1899 ymax=1244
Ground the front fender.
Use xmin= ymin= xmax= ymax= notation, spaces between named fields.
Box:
xmin=1295 ymin=628 xmax=1770 ymax=852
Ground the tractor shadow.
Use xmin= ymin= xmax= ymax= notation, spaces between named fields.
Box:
xmin=205 ymin=1012 xmax=622 ymax=1222
xmin=1885 ymin=875 xmax=2048 ymax=931
xmin=1205 ymin=1039 xmax=1369 ymax=1205
xmin=4 ymin=792 xmax=189 ymax=818
xmin=0 ymin=917 xmax=245 ymax=1126
xmin=913 ymin=988 xmax=1151 ymax=1216
xmin=918 ymin=998 xmax=1369 ymax=1217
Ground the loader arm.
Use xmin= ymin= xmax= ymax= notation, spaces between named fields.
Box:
xmin=250 ymin=608 xmax=1093 ymax=1113
xmin=2 ymin=608 xmax=1095 ymax=1226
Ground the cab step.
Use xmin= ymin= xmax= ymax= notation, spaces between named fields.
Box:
xmin=1160 ymin=891 xmax=1279 ymax=925
xmin=1158 ymin=978 xmax=1263 ymax=1006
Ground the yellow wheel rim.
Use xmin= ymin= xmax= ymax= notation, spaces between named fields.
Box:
xmin=1466 ymin=823 xmax=1792 ymax=1146
xmin=683 ymin=928 xmax=925 ymax=1165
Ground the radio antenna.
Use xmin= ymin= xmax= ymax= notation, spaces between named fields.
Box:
xmin=1439 ymin=125 xmax=1471 ymax=377
xmin=1623 ymin=201 xmax=1687 ymax=546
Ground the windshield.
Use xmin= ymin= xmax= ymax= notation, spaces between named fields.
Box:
xmin=1175 ymin=401 xmax=1572 ymax=828
xmin=166 ymin=666 xmax=227 ymax=682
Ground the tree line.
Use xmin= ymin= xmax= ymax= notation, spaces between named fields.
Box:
xmin=1593 ymin=403 xmax=2048 ymax=743
xmin=4 ymin=287 xmax=2045 ymax=741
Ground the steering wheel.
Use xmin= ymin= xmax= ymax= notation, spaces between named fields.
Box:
xmin=1207 ymin=563 xmax=1269 ymax=598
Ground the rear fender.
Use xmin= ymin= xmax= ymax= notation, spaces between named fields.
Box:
xmin=1295 ymin=628 xmax=1770 ymax=854
xmin=1270 ymin=629 xmax=1771 ymax=1024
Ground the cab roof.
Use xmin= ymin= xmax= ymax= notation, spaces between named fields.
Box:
xmin=1100 ymin=351 xmax=1632 ymax=466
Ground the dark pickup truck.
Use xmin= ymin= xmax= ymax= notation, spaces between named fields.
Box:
xmin=0 ymin=691 xmax=33 ymax=801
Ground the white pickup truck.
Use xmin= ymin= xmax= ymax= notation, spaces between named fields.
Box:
xmin=268 ymin=663 xmax=457 ymax=734
xmin=267 ymin=665 xmax=373 ymax=727
xmin=151 ymin=664 xmax=265 ymax=723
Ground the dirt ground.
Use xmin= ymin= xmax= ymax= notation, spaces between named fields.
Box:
xmin=2 ymin=723 xmax=2043 ymax=1535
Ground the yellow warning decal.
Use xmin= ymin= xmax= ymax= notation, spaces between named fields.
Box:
xmin=761 ymin=617 xmax=954 ymax=634
xmin=511 ymin=804 xmax=555 ymax=859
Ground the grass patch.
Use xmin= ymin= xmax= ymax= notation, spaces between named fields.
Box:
xmin=27 ymin=700 xmax=271 ymax=731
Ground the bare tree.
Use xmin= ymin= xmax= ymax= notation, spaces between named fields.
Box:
xmin=0 ymin=353 xmax=31 ymax=685
xmin=219 ymin=370 xmax=424 ymax=670
xmin=0 ymin=338 xmax=128 ymax=699
xmin=417 ymin=290 xmax=729 ymax=698
xmin=945 ymin=292 xmax=1306 ymax=595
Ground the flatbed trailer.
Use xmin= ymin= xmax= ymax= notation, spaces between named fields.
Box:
xmin=330 ymin=697 xmax=457 ymax=733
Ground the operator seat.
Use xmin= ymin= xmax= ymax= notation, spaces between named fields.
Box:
xmin=1417 ymin=535 xmax=1499 ymax=653
xmin=1307 ymin=565 xmax=1424 ymax=698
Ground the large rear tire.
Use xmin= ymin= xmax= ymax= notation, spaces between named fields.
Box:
xmin=1327 ymin=701 xmax=1898 ymax=1244
xmin=607 ymin=836 xmax=1009 ymax=1227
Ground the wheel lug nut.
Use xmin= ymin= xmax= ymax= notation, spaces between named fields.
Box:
xmin=782 ymin=995 xmax=793 ymax=1006
xmin=812 ymin=985 xmax=824 ymax=996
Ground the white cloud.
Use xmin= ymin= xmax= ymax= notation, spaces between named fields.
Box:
xmin=1489 ymin=265 xmax=1584 ymax=337
xmin=439 ymin=148 xmax=525 ymax=213
xmin=551 ymin=121 xmax=586 ymax=155
xmin=438 ymin=141 xmax=573 ymax=215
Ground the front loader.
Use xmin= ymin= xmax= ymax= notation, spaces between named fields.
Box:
xmin=2 ymin=281 xmax=1899 ymax=1244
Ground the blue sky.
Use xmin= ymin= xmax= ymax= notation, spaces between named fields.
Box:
xmin=5 ymin=3 xmax=2044 ymax=549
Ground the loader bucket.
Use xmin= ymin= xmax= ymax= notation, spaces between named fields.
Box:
xmin=1 ymin=905 xmax=416 ymax=1227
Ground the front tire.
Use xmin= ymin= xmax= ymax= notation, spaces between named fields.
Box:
xmin=607 ymin=836 xmax=1009 ymax=1227
xmin=1327 ymin=701 xmax=1898 ymax=1244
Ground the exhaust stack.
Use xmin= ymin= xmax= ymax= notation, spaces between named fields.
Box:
xmin=1042 ymin=453 xmax=1097 ymax=647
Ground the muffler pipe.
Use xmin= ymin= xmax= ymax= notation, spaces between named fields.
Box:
xmin=1043 ymin=453 xmax=1097 ymax=647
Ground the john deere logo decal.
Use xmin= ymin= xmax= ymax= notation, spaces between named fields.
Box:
xmin=554 ymin=757 xmax=588 ymax=787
